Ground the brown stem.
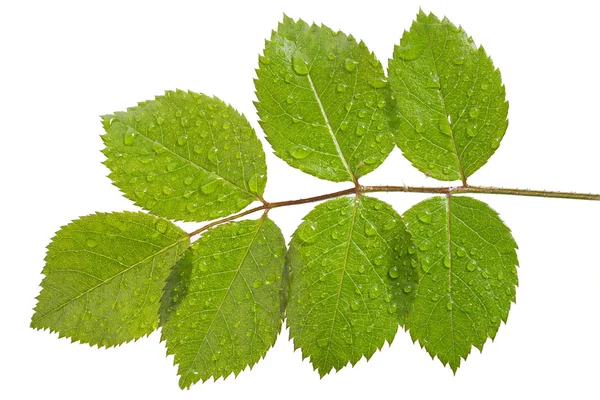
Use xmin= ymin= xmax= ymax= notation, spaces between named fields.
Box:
xmin=187 ymin=184 xmax=600 ymax=238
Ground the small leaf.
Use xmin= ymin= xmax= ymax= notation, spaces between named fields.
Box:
xmin=255 ymin=16 xmax=394 ymax=183
xmin=286 ymin=196 xmax=418 ymax=376
xmin=161 ymin=217 xmax=286 ymax=388
xmin=388 ymin=11 xmax=508 ymax=182
xmin=403 ymin=195 xmax=518 ymax=372
xmin=102 ymin=90 xmax=267 ymax=222
xmin=31 ymin=212 xmax=189 ymax=347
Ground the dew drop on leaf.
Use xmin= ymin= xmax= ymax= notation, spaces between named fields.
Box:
xmin=155 ymin=219 xmax=168 ymax=234
xmin=388 ymin=267 xmax=400 ymax=279
xmin=289 ymin=145 xmax=312 ymax=159
xmin=292 ymin=49 xmax=310 ymax=75
xmin=344 ymin=58 xmax=357 ymax=72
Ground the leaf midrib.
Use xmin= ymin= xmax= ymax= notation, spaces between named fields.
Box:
xmin=33 ymin=234 xmax=189 ymax=323
xmin=179 ymin=217 xmax=266 ymax=387
xmin=322 ymin=196 xmax=359 ymax=370
xmin=123 ymin=120 xmax=258 ymax=201
xmin=424 ymin=21 xmax=467 ymax=183
xmin=305 ymin=72 xmax=355 ymax=183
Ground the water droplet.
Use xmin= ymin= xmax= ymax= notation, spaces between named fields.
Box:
xmin=340 ymin=120 xmax=349 ymax=131
xmin=467 ymin=260 xmax=477 ymax=272
xmin=369 ymin=285 xmax=382 ymax=299
xmin=336 ymin=83 xmax=347 ymax=92
xmin=86 ymin=239 xmax=97 ymax=248
xmin=289 ymin=145 xmax=312 ymax=159
xmin=491 ymin=138 xmax=500 ymax=149
xmin=184 ymin=177 xmax=193 ymax=186
xmin=292 ymin=49 xmax=309 ymax=75
xmin=328 ymin=53 xmax=336 ymax=60
xmin=467 ymin=126 xmax=477 ymax=137
xmin=403 ymin=285 xmax=413 ymax=293
xmin=298 ymin=222 xmax=317 ymax=243
xmin=481 ymin=83 xmax=489 ymax=91
xmin=426 ymin=74 xmax=440 ymax=89
xmin=364 ymin=222 xmax=377 ymax=236
xmin=439 ymin=118 xmax=452 ymax=136
xmin=350 ymin=300 xmax=360 ymax=310
xmin=396 ymin=45 xmax=420 ymax=61
xmin=419 ymin=240 xmax=431 ymax=251
xmin=374 ymin=256 xmax=384 ymax=266
xmin=377 ymin=100 xmax=387 ymax=109
xmin=123 ymin=128 xmax=136 ymax=145
xmin=187 ymin=203 xmax=198 ymax=212
xmin=497 ymin=272 xmax=505 ymax=280
xmin=177 ymin=136 xmax=187 ymax=146
xmin=388 ymin=267 xmax=400 ymax=279
xmin=355 ymin=122 xmax=367 ymax=136
xmin=358 ymin=265 xmax=365 ymax=274
xmin=469 ymin=107 xmax=479 ymax=118
xmin=444 ymin=255 xmax=451 ymax=268
xmin=418 ymin=211 xmax=432 ymax=224
xmin=193 ymin=145 xmax=203 ymax=154
xmin=345 ymin=101 xmax=353 ymax=112
xmin=248 ymin=174 xmax=261 ymax=194
xmin=201 ymin=176 xmax=220 ymax=194
xmin=456 ymin=247 xmax=466 ymax=257
xmin=259 ymin=55 xmax=271 ymax=65
xmin=162 ymin=186 xmax=173 ymax=196
xmin=446 ymin=301 xmax=453 ymax=311
xmin=345 ymin=58 xmax=357 ymax=72
xmin=388 ymin=303 xmax=398 ymax=313
xmin=253 ymin=279 xmax=263 ymax=288
xmin=155 ymin=219 xmax=168 ymax=234
xmin=156 ymin=116 xmax=165 ymax=125
xmin=369 ymin=77 xmax=388 ymax=88
xmin=207 ymin=147 xmax=218 ymax=164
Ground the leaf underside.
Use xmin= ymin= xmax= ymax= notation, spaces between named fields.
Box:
xmin=102 ymin=90 xmax=267 ymax=222
xmin=388 ymin=11 xmax=508 ymax=182
xmin=403 ymin=195 xmax=518 ymax=372
xmin=255 ymin=16 xmax=395 ymax=183
xmin=286 ymin=195 xmax=418 ymax=376
xmin=31 ymin=212 xmax=189 ymax=347
xmin=161 ymin=217 xmax=286 ymax=389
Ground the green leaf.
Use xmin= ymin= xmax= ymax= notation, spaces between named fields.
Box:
xmin=286 ymin=195 xmax=418 ymax=376
xmin=388 ymin=11 xmax=508 ymax=182
xmin=403 ymin=195 xmax=518 ymax=372
xmin=255 ymin=16 xmax=394 ymax=183
xmin=31 ymin=212 xmax=189 ymax=347
xmin=161 ymin=217 xmax=286 ymax=388
xmin=102 ymin=90 xmax=267 ymax=222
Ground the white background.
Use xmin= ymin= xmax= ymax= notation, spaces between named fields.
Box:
xmin=2 ymin=0 xmax=600 ymax=398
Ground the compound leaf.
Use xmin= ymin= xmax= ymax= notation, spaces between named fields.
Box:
xmin=286 ymin=195 xmax=418 ymax=376
xmin=31 ymin=212 xmax=189 ymax=347
xmin=255 ymin=16 xmax=394 ymax=183
xmin=161 ymin=217 xmax=286 ymax=389
xmin=388 ymin=11 xmax=508 ymax=182
xmin=102 ymin=90 xmax=267 ymax=222
xmin=403 ymin=195 xmax=518 ymax=372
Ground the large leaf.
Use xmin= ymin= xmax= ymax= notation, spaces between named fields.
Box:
xmin=161 ymin=217 xmax=286 ymax=388
xmin=403 ymin=195 xmax=518 ymax=372
xmin=31 ymin=212 xmax=189 ymax=347
xmin=286 ymin=195 xmax=418 ymax=376
xmin=102 ymin=90 xmax=267 ymax=222
xmin=255 ymin=16 xmax=394 ymax=183
xmin=388 ymin=11 xmax=508 ymax=182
